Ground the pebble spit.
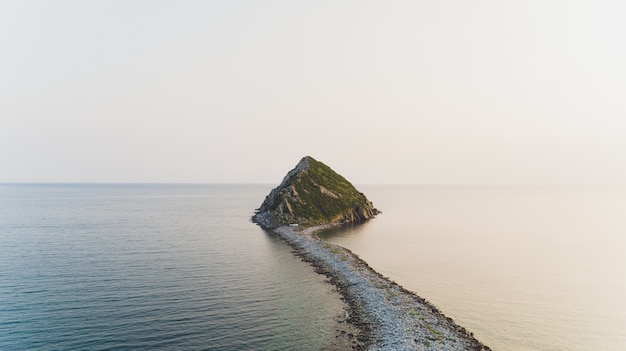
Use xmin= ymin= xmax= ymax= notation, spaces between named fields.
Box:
xmin=273 ymin=225 xmax=492 ymax=351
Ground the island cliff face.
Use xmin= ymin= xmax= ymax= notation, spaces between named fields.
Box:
xmin=252 ymin=156 xmax=379 ymax=229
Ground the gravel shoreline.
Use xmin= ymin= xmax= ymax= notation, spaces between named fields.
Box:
xmin=273 ymin=225 xmax=491 ymax=351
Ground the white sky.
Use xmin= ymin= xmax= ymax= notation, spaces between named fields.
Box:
xmin=1 ymin=1 xmax=625 ymax=184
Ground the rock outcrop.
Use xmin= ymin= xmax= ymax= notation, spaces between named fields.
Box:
xmin=252 ymin=156 xmax=380 ymax=229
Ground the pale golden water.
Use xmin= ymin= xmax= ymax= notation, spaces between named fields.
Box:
xmin=319 ymin=186 xmax=626 ymax=351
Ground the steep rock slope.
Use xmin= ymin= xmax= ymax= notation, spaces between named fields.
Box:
xmin=253 ymin=156 xmax=379 ymax=229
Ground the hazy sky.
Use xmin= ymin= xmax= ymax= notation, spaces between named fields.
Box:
xmin=2 ymin=1 xmax=625 ymax=184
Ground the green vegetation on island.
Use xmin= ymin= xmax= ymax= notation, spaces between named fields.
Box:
xmin=253 ymin=156 xmax=380 ymax=229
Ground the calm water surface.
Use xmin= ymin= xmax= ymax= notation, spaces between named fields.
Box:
xmin=3 ymin=184 xmax=624 ymax=351
xmin=0 ymin=184 xmax=343 ymax=351
xmin=320 ymin=186 xmax=626 ymax=351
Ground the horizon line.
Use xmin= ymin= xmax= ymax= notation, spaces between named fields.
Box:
xmin=0 ymin=182 xmax=621 ymax=187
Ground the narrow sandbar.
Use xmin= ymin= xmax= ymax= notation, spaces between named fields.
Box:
xmin=273 ymin=224 xmax=491 ymax=351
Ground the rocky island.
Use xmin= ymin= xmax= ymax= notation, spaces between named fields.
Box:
xmin=253 ymin=156 xmax=490 ymax=351
xmin=253 ymin=156 xmax=379 ymax=229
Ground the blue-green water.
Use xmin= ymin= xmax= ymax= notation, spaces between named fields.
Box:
xmin=5 ymin=184 xmax=623 ymax=351
xmin=0 ymin=184 xmax=343 ymax=351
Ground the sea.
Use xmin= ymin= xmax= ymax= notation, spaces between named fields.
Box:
xmin=0 ymin=184 xmax=344 ymax=351
xmin=321 ymin=185 xmax=626 ymax=351
xmin=1 ymin=184 xmax=624 ymax=351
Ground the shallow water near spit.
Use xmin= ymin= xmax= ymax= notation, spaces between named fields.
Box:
xmin=0 ymin=184 xmax=344 ymax=351
xmin=320 ymin=185 xmax=626 ymax=351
